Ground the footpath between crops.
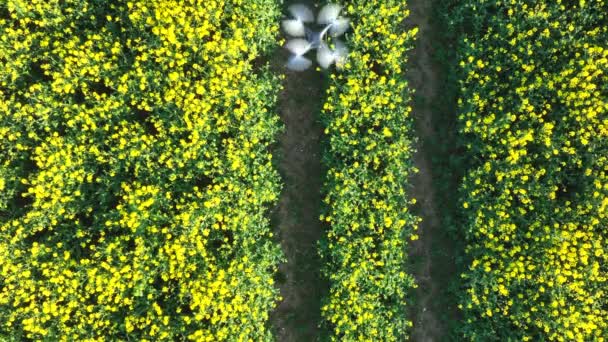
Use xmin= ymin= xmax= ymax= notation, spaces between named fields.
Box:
xmin=269 ymin=1 xmax=328 ymax=341
xmin=406 ymin=0 xmax=462 ymax=340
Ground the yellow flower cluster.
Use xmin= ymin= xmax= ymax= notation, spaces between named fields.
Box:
xmin=0 ymin=0 xmax=283 ymax=340
xmin=318 ymin=1 xmax=419 ymax=341
xmin=454 ymin=1 xmax=608 ymax=340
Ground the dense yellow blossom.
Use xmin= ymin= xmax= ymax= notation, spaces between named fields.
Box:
xmin=318 ymin=1 xmax=419 ymax=341
xmin=453 ymin=0 xmax=608 ymax=340
xmin=0 ymin=0 xmax=283 ymax=340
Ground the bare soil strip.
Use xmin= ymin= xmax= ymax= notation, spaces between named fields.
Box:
xmin=270 ymin=2 xmax=328 ymax=340
xmin=406 ymin=0 xmax=459 ymax=341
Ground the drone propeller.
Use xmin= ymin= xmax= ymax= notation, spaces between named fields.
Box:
xmin=317 ymin=39 xmax=349 ymax=69
xmin=332 ymin=39 xmax=349 ymax=68
xmin=282 ymin=19 xmax=306 ymax=37
xmin=285 ymin=39 xmax=315 ymax=71
xmin=282 ymin=4 xmax=314 ymax=37
xmin=317 ymin=4 xmax=342 ymax=25
xmin=288 ymin=4 xmax=314 ymax=23
xmin=285 ymin=38 xmax=313 ymax=56
xmin=286 ymin=55 xmax=313 ymax=71
xmin=317 ymin=4 xmax=350 ymax=38
xmin=329 ymin=18 xmax=350 ymax=37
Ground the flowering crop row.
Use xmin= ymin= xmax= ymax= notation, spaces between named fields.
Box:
xmin=0 ymin=0 xmax=283 ymax=340
xmin=453 ymin=0 xmax=608 ymax=340
xmin=317 ymin=1 xmax=419 ymax=340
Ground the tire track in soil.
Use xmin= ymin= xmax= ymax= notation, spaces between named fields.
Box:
xmin=269 ymin=1 xmax=327 ymax=341
xmin=406 ymin=0 xmax=458 ymax=341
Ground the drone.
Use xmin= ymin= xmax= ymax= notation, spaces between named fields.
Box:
xmin=282 ymin=4 xmax=350 ymax=72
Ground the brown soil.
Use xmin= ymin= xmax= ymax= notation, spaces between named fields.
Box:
xmin=269 ymin=2 xmax=327 ymax=340
xmin=406 ymin=0 xmax=458 ymax=341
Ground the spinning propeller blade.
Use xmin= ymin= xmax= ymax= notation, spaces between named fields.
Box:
xmin=285 ymin=39 xmax=312 ymax=56
xmin=329 ymin=18 xmax=350 ymax=37
xmin=286 ymin=55 xmax=313 ymax=71
xmin=289 ymin=4 xmax=314 ymax=23
xmin=282 ymin=19 xmax=306 ymax=37
xmin=317 ymin=4 xmax=342 ymax=25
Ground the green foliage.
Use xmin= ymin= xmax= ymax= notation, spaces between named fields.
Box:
xmin=0 ymin=0 xmax=283 ymax=340
xmin=317 ymin=1 xmax=420 ymax=340
xmin=452 ymin=0 xmax=608 ymax=340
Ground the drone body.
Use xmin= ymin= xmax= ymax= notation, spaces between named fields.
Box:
xmin=305 ymin=27 xmax=323 ymax=49
xmin=283 ymin=3 xmax=350 ymax=72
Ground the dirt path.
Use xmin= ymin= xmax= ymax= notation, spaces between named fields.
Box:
xmin=406 ymin=0 xmax=459 ymax=341
xmin=269 ymin=2 xmax=327 ymax=341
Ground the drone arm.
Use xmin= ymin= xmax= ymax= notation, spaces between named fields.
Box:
xmin=319 ymin=23 xmax=334 ymax=41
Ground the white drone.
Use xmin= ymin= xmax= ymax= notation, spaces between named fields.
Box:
xmin=282 ymin=3 xmax=350 ymax=71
